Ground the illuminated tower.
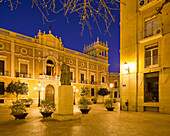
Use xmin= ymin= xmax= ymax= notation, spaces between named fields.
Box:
xmin=83 ymin=37 xmax=109 ymax=62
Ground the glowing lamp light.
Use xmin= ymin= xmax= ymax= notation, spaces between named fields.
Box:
xmin=123 ymin=62 xmax=130 ymax=74
xmin=38 ymin=82 xmax=41 ymax=86
xmin=76 ymin=89 xmax=79 ymax=92
xmin=34 ymin=86 xmax=37 ymax=91
xmin=42 ymin=87 xmax=45 ymax=91
xmin=110 ymin=83 xmax=113 ymax=88
xmin=73 ymin=86 xmax=76 ymax=89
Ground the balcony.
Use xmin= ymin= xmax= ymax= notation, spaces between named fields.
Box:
xmin=100 ymin=81 xmax=107 ymax=86
xmin=0 ymin=71 xmax=9 ymax=76
xmin=15 ymin=72 xmax=31 ymax=78
xmin=138 ymin=28 xmax=162 ymax=44
xmin=139 ymin=0 xmax=161 ymax=11
xmin=79 ymin=80 xmax=87 ymax=84
xmin=39 ymin=74 xmax=60 ymax=80
xmin=90 ymin=81 xmax=97 ymax=85
xmin=71 ymin=80 xmax=76 ymax=83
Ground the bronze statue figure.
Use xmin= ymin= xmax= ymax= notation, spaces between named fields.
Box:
xmin=60 ymin=63 xmax=71 ymax=85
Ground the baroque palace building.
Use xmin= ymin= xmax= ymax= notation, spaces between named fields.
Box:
xmin=0 ymin=28 xmax=110 ymax=105
xmin=120 ymin=0 xmax=170 ymax=113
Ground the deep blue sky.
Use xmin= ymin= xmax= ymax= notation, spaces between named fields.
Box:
xmin=0 ymin=1 xmax=120 ymax=73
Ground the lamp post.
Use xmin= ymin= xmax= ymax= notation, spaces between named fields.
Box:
xmin=34 ymin=82 xmax=45 ymax=107
xmin=110 ymin=83 xmax=113 ymax=98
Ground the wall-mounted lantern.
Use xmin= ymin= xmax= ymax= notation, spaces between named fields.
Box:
xmin=123 ymin=62 xmax=130 ymax=74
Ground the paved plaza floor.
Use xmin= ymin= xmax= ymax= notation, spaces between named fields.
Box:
xmin=0 ymin=103 xmax=170 ymax=136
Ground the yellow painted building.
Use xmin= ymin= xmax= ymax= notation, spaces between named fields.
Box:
xmin=120 ymin=0 xmax=170 ymax=113
xmin=0 ymin=28 xmax=109 ymax=105
xmin=109 ymin=72 xmax=120 ymax=100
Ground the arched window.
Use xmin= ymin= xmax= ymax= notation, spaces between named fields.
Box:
xmin=46 ymin=59 xmax=55 ymax=76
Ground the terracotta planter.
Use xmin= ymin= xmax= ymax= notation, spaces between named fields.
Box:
xmin=41 ymin=112 xmax=53 ymax=118
xmin=80 ymin=109 xmax=91 ymax=114
xmin=106 ymin=107 xmax=114 ymax=111
xmin=13 ymin=113 xmax=28 ymax=120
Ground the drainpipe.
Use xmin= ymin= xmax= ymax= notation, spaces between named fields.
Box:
xmin=136 ymin=0 xmax=139 ymax=112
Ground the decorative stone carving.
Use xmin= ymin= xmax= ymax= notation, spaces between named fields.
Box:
xmin=81 ymin=63 xmax=84 ymax=67
xmin=60 ymin=63 xmax=71 ymax=85
xmin=91 ymin=65 xmax=94 ymax=69
xmin=69 ymin=60 xmax=73 ymax=64
xmin=21 ymin=48 xmax=27 ymax=54
xmin=0 ymin=43 xmax=4 ymax=49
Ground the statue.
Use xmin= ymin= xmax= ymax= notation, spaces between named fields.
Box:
xmin=60 ymin=63 xmax=71 ymax=85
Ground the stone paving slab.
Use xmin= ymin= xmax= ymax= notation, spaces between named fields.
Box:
xmin=0 ymin=103 xmax=170 ymax=136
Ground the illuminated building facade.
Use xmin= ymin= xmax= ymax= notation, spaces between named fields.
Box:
xmin=0 ymin=28 xmax=109 ymax=105
xmin=109 ymin=72 xmax=120 ymax=100
xmin=120 ymin=0 xmax=170 ymax=113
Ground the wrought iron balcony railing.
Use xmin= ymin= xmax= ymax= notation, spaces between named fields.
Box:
xmin=79 ymin=80 xmax=87 ymax=84
xmin=39 ymin=74 xmax=60 ymax=80
xmin=0 ymin=71 xmax=9 ymax=76
xmin=90 ymin=81 xmax=97 ymax=85
xmin=15 ymin=72 xmax=31 ymax=78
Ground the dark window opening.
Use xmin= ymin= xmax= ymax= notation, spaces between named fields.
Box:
xmin=0 ymin=82 xmax=4 ymax=95
xmin=91 ymin=75 xmax=94 ymax=83
xmin=144 ymin=72 xmax=159 ymax=102
xmin=102 ymin=77 xmax=105 ymax=83
xmin=81 ymin=74 xmax=84 ymax=83
xmin=0 ymin=99 xmax=4 ymax=103
xmin=70 ymin=72 xmax=73 ymax=80
xmin=114 ymin=81 xmax=118 ymax=88
xmin=91 ymin=88 xmax=94 ymax=96
xmin=46 ymin=60 xmax=54 ymax=76
xmin=114 ymin=91 xmax=117 ymax=98
xmin=0 ymin=60 xmax=4 ymax=75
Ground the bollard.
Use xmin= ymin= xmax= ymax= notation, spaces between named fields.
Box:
xmin=125 ymin=100 xmax=128 ymax=111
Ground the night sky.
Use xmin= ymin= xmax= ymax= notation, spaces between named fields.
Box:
xmin=0 ymin=1 xmax=120 ymax=73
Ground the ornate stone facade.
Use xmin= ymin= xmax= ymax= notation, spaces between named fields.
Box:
xmin=0 ymin=28 xmax=109 ymax=105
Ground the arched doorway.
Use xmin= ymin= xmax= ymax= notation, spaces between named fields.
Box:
xmin=114 ymin=91 xmax=117 ymax=98
xmin=45 ymin=85 xmax=55 ymax=102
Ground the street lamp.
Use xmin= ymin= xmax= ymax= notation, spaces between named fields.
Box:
xmin=110 ymin=83 xmax=113 ymax=98
xmin=34 ymin=82 xmax=45 ymax=107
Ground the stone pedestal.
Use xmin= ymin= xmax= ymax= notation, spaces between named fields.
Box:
xmin=58 ymin=85 xmax=73 ymax=115
xmin=53 ymin=85 xmax=81 ymax=121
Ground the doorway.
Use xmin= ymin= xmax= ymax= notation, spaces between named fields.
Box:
xmin=45 ymin=85 xmax=55 ymax=102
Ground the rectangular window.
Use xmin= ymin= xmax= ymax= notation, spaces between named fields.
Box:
xmin=0 ymin=82 xmax=4 ymax=95
xmin=145 ymin=46 xmax=158 ymax=68
xmin=145 ymin=18 xmax=158 ymax=38
xmin=0 ymin=99 xmax=4 ymax=103
xmin=20 ymin=64 xmax=27 ymax=74
xmin=102 ymin=77 xmax=105 ymax=83
xmin=81 ymin=73 xmax=84 ymax=83
xmin=144 ymin=72 xmax=159 ymax=102
xmin=0 ymin=60 xmax=4 ymax=76
xmin=70 ymin=72 xmax=73 ymax=80
xmin=114 ymin=81 xmax=118 ymax=88
xmin=91 ymin=88 xmax=95 ymax=96
xmin=91 ymin=75 xmax=94 ymax=84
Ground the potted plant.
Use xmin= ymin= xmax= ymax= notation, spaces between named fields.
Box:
xmin=39 ymin=99 xmax=56 ymax=118
xmin=78 ymin=97 xmax=92 ymax=114
xmin=104 ymin=98 xmax=114 ymax=111
xmin=79 ymin=86 xmax=89 ymax=96
xmin=21 ymin=98 xmax=34 ymax=107
xmin=5 ymin=80 xmax=29 ymax=100
xmin=92 ymin=97 xmax=97 ymax=104
xmin=9 ymin=100 xmax=28 ymax=120
xmin=98 ymin=88 xmax=111 ymax=102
